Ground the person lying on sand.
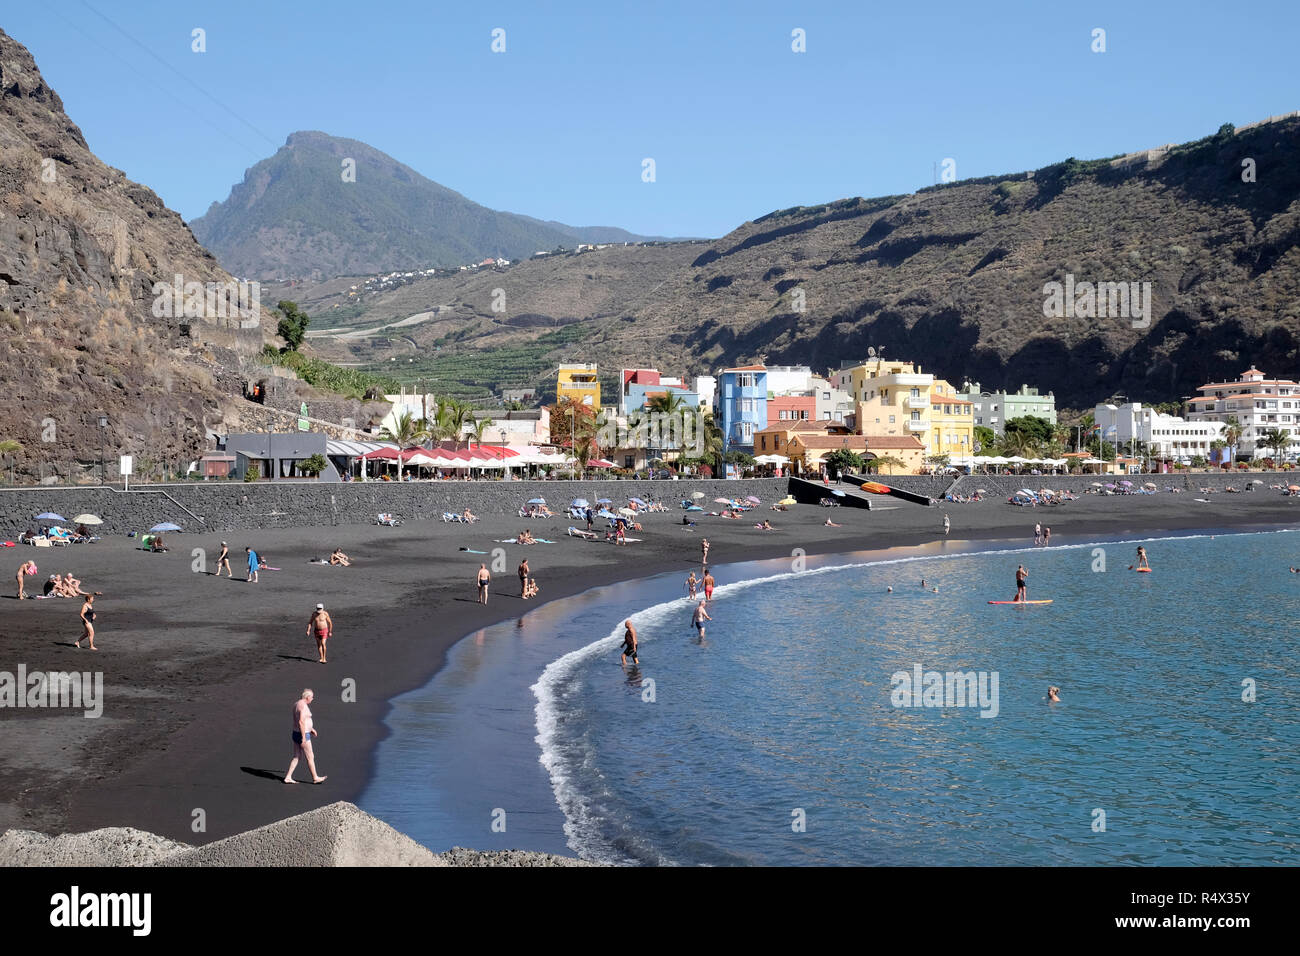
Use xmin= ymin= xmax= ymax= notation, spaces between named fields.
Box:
xmin=329 ymin=548 xmax=351 ymax=567
xmin=824 ymin=518 xmax=841 ymax=527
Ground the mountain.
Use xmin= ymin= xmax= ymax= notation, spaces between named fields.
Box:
xmin=298 ymin=117 xmax=1300 ymax=409
xmin=0 ymin=30 xmax=382 ymax=482
xmin=190 ymin=132 xmax=676 ymax=279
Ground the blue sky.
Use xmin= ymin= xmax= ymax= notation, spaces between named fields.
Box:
xmin=9 ymin=0 xmax=1300 ymax=237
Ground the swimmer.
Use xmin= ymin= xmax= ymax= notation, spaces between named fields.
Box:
xmin=691 ymin=600 xmax=712 ymax=639
xmin=1047 ymin=685 xmax=1061 ymax=703
xmin=887 ymin=586 xmax=893 ymax=593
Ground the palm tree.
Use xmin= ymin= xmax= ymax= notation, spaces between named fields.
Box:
xmin=1259 ymin=427 xmax=1290 ymax=467
xmin=470 ymin=416 xmax=495 ymax=448
xmin=999 ymin=431 xmax=1039 ymax=459
xmin=379 ymin=411 xmax=428 ymax=480
xmin=645 ymin=392 xmax=688 ymax=459
xmin=1209 ymin=438 xmax=1227 ymax=467
xmin=1223 ymin=416 xmax=1242 ymax=463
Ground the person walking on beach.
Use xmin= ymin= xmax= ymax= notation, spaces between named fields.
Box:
xmin=1033 ymin=523 xmax=1042 ymax=547
xmin=477 ymin=563 xmax=491 ymax=605
xmin=686 ymin=571 xmax=698 ymax=599
xmin=620 ymin=619 xmax=639 ymax=665
xmin=75 ymin=593 xmax=97 ymax=650
xmin=307 ymin=603 xmax=332 ymax=664
xmin=518 ymin=558 xmax=530 ymax=598
xmin=701 ymin=538 xmax=710 ymax=567
xmin=1043 ymin=527 xmax=1051 ymax=546
xmin=245 ymin=547 xmax=260 ymax=583
xmin=214 ymin=541 xmax=232 ymax=578
xmin=691 ymin=600 xmax=712 ymax=639
xmin=703 ymin=569 xmax=716 ymax=601
xmin=284 ymin=689 xmax=327 ymax=784
xmin=1014 ymin=565 xmax=1028 ymax=603
xmin=15 ymin=559 xmax=37 ymax=600
xmin=943 ymin=514 xmax=950 ymax=536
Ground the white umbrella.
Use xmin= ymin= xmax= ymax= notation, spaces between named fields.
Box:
xmin=72 ymin=514 xmax=103 ymax=525
xmin=691 ymin=492 xmax=705 ymax=499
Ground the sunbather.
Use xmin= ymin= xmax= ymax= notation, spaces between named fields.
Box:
xmin=329 ymin=548 xmax=351 ymax=567
xmin=462 ymin=509 xmax=478 ymax=523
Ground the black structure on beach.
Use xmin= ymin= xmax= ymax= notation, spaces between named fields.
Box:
xmin=783 ymin=474 xmax=935 ymax=508
xmin=842 ymin=473 xmax=935 ymax=506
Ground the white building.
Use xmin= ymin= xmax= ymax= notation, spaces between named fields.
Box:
xmin=695 ymin=375 xmax=717 ymax=413
xmin=1185 ymin=367 xmax=1300 ymax=459
xmin=810 ymin=375 xmax=854 ymax=424
xmin=1094 ymin=403 xmax=1225 ymax=462
xmin=765 ymin=365 xmax=813 ymax=396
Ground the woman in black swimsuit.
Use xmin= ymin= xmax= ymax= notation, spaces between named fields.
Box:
xmin=77 ymin=594 xmax=97 ymax=650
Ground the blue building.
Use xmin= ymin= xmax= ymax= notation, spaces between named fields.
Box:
xmin=719 ymin=365 xmax=768 ymax=454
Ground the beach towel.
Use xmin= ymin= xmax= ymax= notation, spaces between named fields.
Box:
xmin=458 ymin=547 xmax=488 ymax=554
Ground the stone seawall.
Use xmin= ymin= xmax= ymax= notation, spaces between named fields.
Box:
xmin=0 ymin=478 xmax=790 ymax=537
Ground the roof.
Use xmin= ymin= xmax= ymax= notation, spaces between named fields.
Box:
xmin=327 ymin=440 xmax=397 ymax=457
xmin=723 ymin=365 xmax=766 ymax=372
xmin=864 ymin=436 xmax=926 ymax=449
xmin=1197 ymin=379 xmax=1297 ymax=390
xmin=930 ymin=392 xmax=973 ymax=406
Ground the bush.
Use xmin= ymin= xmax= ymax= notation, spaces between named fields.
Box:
xmin=244 ymin=462 xmax=260 ymax=482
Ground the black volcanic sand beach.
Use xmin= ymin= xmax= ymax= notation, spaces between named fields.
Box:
xmin=2 ymin=491 xmax=1298 ymax=847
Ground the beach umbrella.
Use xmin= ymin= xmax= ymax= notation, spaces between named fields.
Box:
xmin=34 ymin=512 xmax=66 ymax=522
xmin=691 ymin=491 xmax=705 ymax=499
xmin=831 ymin=489 xmax=846 ymax=497
xmin=595 ymin=498 xmax=612 ymax=504
xmin=629 ymin=497 xmax=648 ymax=506
xmin=1090 ymin=482 xmax=1103 ymax=487
xmin=975 ymin=488 xmax=987 ymax=495
xmin=149 ymin=522 xmax=182 ymax=532
xmin=1104 ymin=483 xmax=1117 ymax=490
xmin=1288 ymin=485 xmax=1299 ymax=491
xmin=1119 ymin=480 xmax=1133 ymax=486
xmin=745 ymin=495 xmax=761 ymax=503
xmin=1143 ymin=482 xmax=1157 ymax=488
xmin=779 ymin=496 xmax=797 ymax=505
xmin=597 ymin=509 xmax=617 ymax=519
xmin=618 ymin=507 xmax=637 ymax=517
xmin=571 ymin=498 xmax=590 ymax=508
xmin=713 ymin=497 xmax=732 ymax=504
xmin=527 ymin=498 xmax=547 ymax=504
xmin=71 ymin=514 xmax=102 ymax=525
xmin=1250 ymin=479 xmax=1264 ymax=485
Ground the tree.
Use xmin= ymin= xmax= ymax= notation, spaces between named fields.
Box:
xmin=925 ymin=453 xmax=951 ymax=472
xmin=863 ymin=454 xmax=905 ymax=475
xmin=1004 ymin=415 xmax=1054 ymax=446
xmin=470 ymin=417 xmax=496 ymax=447
xmin=275 ymin=300 xmax=310 ymax=352
xmin=1000 ymin=430 xmax=1040 ymax=458
xmin=825 ymin=448 xmax=864 ymax=478
xmin=1258 ymin=427 xmax=1290 ymax=465
xmin=380 ymin=410 xmax=429 ymax=480
xmin=1223 ymin=416 xmax=1242 ymax=461
xmin=298 ymin=454 xmax=328 ymax=477
xmin=974 ymin=425 xmax=996 ymax=454
xmin=1209 ymin=438 xmax=1227 ymax=465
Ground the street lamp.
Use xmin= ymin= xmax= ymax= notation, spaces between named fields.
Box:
xmin=499 ymin=428 xmax=507 ymax=479
xmin=566 ymin=407 xmax=576 ymax=481
xmin=98 ymin=416 xmax=108 ymax=485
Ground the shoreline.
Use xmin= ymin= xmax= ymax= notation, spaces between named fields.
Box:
xmin=3 ymin=491 xmax=1298 ymax=850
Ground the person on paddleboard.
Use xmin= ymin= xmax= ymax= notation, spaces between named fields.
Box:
xmin=1135 ymin=546 xmax=1149 ymax=570
xmin=1014 ymin=565 xmax=1028 ymax=603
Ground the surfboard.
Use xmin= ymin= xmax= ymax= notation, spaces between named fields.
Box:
xmin=988 ymin=600 xmax=1053 ymax=605
xmin=1136 ymin=567 xmax=1152 ymax=573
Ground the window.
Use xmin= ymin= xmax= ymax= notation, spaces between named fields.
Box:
xmin=823 ymin=412 xmax=831 ymax=420
xmin=888 ymin=415 xmax=895 ymax=424
xmin=737 ymin=373 xmax=755 ymax=388
xmin=911 ymin=411 xmax=921 ymax=421
xmin=738 ymin=423 xmax=753 ymax=441
xmin=740 ymin=398 xmax=754 ymax=413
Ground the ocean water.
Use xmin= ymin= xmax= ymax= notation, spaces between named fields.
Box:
xmin=363 ymin=530 xmax=1300 ymax=866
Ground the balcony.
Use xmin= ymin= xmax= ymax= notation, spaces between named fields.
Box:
xmin=906 ymin=420 xmax=928 ymax=432
xmin=904 ymin=394 xmax=930 ymax=408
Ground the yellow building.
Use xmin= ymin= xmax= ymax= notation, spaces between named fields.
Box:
xmin=783 ymin=433 xmax=926 ymax=476
xmin=927 ymin=379 xmax=975 ymax=465
xmin=557 ymin=363 xmax=600 ymax=408
xmin=834 ymin=360 xmax=974 ymax=466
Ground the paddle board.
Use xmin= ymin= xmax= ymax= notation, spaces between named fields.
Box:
xmin=1136 ymin=567 xmax=1152 ymax=573
xmin=988 ymin=600 xmax=1053 ymax=605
